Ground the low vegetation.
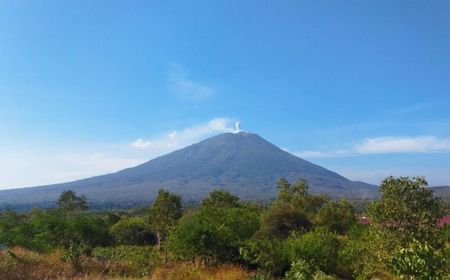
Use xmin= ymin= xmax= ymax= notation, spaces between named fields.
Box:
xmin=0 ymin=177 xmax=449 ymax=279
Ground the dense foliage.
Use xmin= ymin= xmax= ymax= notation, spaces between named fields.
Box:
xmin=171 ymin=206 xmax=259 ymax=263
xmin=0 ymin=176 xmax=449 ymax=279
xmin=369 ymin=176 xmax=443 ymax=247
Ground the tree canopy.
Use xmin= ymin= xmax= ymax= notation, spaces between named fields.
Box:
xmin=57 ymin=190 xmax=88 ymax=213
xmin=369 ymin=176 xmax=444 ymax=246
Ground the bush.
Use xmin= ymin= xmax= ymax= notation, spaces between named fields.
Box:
xmin=388 ymin=241 xmax=448 ymax=280
xmin=258 ymin=204 xmax=312 ymax=239
xmin=201 ymin=189 xmax=240 ymax=208
xmin=92 ymin=245 xmax=157 ymax=276
xmin=0 ymin=210 xmax=37 ymax=250
xmin=171 ymin=206 xmax=259 ymax=263
xmin=285 ymin=259 xmax=313 ymax=280
xmin=110 ymin=217 xmax=155 ymax=245
xmin=64 ymin=214 xmax=111 ymax=248
xmin=336 ymin=225 xmax=382 ymax=279
xmin=285 ymin=260 xmax=337 ymax=280
xmin=240 ymin=237 xmax=289 ymax=278
xmin=315 ymin=200 xmax=355 ymax=234
xmin=284 ymin=229 xmax=339 ymax=274
xmin=312 ymin=270 xmax=336 ymax=280
xmin=28 ymin=209 xmax=111 ymax=251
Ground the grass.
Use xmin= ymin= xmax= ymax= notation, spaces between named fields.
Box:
xmin=150 ymin=263 xmax=252 ymax=280
xmin=0 ymin=247 xmax=253 ymax=280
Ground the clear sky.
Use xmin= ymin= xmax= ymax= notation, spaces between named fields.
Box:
xmin=1 ymin=1 xmax=450 ymax=189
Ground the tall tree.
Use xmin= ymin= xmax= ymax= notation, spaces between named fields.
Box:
xmin=315 ymin=199 xmax=356 ymax=234
xmin=257 ymin=178 xmax=326 ymax=238
xmin=276 ymin=178 xmax=326 ymax=213
xmin=148 ymin=189 xmax=182 ymax=261
xmin=57 ymin=190 xmax=88 ymax=212
xmin=201 ymin=189 xmax=240 ymax=208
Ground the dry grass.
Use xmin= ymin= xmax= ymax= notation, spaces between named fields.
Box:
xmin=0 ymin=247 xmax=148 ymax=280
xmin=0 ymin=248 xmax=253 ymax=280
xmin=150 ymin=263 xmax=252 ymax=280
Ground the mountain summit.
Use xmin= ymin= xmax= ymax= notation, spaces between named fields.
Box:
xmin=0 ymin=132 xmax=378 ymax=208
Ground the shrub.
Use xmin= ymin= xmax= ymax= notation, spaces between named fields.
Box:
xmin=27 ymin=210 xmax=111 ymax=251
xmin=284 ymin=229 xmax=339 ymax=274
xmin=64 ymin=214 xmax=111 ymax=248
xmin=171 ymin=207 xmax=259 ymax=263
xmin=240 ymin=237 xmax=289 ymax=277
xmin=336 ymin=225 xmax=383 ymax=279
xmin=285 ymin=260 xmax=337 ymax=280
xmin=312 ymin=270 xmax=336 ymax=280
xmin=258 ymin=204 xmax=312 ymax=239
xmin=92 ymin=245 xmax=157 ymax=276
xmin=388 ymin=241 xmax=448 ymax=280
xmin=201 ymin=189 xmax=240 ymax=208
xmin=109 ymin=217 xmax=155 ymax=245
xmin=315 ymin=199 xmax=355 ymax=234
xmin=285 ymin=259 xmax=313 ymax=280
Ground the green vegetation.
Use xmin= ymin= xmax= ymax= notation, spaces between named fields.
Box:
xmin=0 ymin=176 xmax=449 ymax=279
xmin=109 ymin=217 xmax=155 ymax=245
xmin=369 ymin=176 xmax=443 ymax=247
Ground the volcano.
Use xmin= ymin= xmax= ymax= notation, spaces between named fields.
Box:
xmin=0 ymin=132 xmax=378 ymax=209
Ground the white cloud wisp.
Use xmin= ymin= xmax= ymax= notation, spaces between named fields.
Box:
xmin=296 ymin=136 xmax=450 ymax=158
xmin=130 ymin=118 xmax=235 ymax=154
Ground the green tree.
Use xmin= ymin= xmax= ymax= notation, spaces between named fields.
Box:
xmin=337 ymin=225 xmax=384 ymax=279
xmin=315 ymin=199 xmax=356 ymax=234
xmin=57 ymin=190 xmax=88 ymax=212
xmin=171 ymin=206 xmax=259 ymax=263
xmin=277 ymin=178 xmax=308 ymax=203
xmin=148 ymin=189 xmax=182 ymax=261
xmin=29 ymin=209 xmax=110 ymax=251
xmin=29 ymin=208 xmax=67 ymax=250
xmin=369 ymin=176 xmax=444 ymax=247
xmin=258 ymin=178 xmax=327 ymax=239
xmin=240 ymin=237 xmax=289 ymax=277
xmin=64 ymin=214 xmax=110 ymax=248
xmin=0 ymin=210 xmax=34 ymax=249
xmin=201 ymin=189 xmax=240 ymax=208
xmin=284 ymin=228 xmax=340 ymax=274
xmin=276 ymin=178 xmax=327 ymax=213
xmin=258 ymin=204 xmax=311 ymax=239
xmin=110 ymin=217 xmax=155 ymax=245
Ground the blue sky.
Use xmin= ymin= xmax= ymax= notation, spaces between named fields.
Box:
xmin=1 ymin=1 xmax=450 ymax=189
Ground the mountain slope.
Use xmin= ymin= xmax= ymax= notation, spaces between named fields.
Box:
xmin=0 ymin=132 xmax=378 ymax=209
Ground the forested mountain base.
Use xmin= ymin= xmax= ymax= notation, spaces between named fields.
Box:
xmin=1 ymin=177 xmax=449 ymax=280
